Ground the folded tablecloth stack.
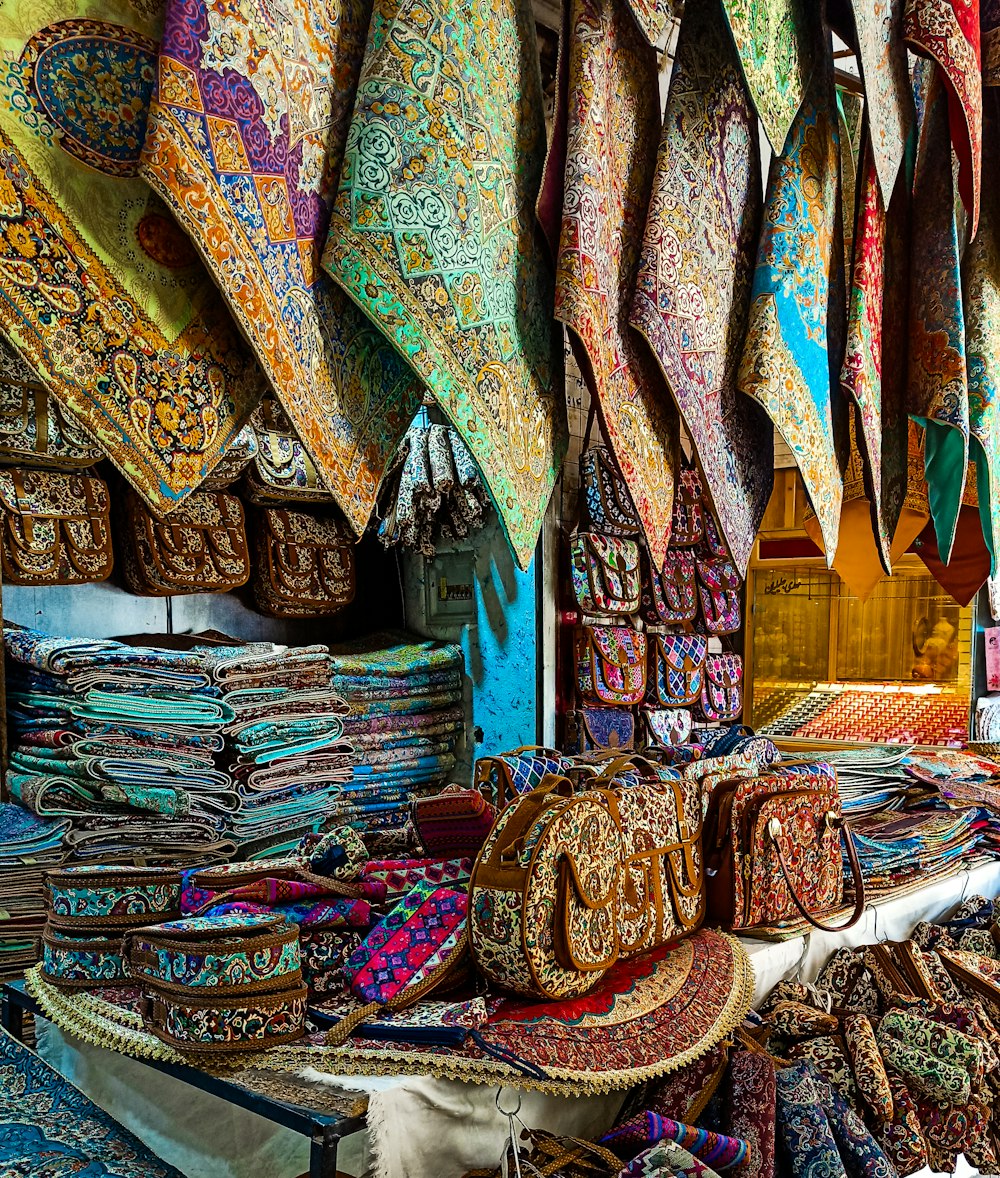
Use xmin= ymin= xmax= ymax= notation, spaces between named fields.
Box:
xmin=0 ymin=802 xmax=69 ymax=980
xmin=210 ymin=645 xmax=355 ymax=859
xmin=4 ymin=626 xmax=237 ymax=865
xmin=330 ymin=633 xmax=465 ymax=835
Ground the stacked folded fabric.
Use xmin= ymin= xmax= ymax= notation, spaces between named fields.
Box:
xmin=846 ymin=809 xmax=985 ymax=894
xmin=0 ymin=803 xmax=69 ymax=980
xmin=331 ymin=633 xmax=465 ymax=835
xmin=4 ymin=626 xmax=237 ymax=864
xmin=209 ymin=645 xmax=355 ymax=859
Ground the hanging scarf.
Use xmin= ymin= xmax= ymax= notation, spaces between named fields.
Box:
xmin=629 ymin=0 xmax=772 ymax=575
xmin=963 ymin=100 xmax=1000 ymax=573
xmin=840 ymin=90 xmax=865 ymax=280
xmin=719 ymin=0 xmax=814 ymax=155
xmin=622 ymin=0 xmax=675 ymax=45
xmin=904 ymin=0 xmax=982 ymax=236
xmin=0 ymin=0 xmax=264 ymax=509
xmin=140 ymin=0 xmax=421 ymax=535
xmin=908 ymin=60 xmax=969 ymax=565
xmin=738 ymin=29 xmax=844 ymax=563
xmin=538 ymin=0 xmax=677 ymax=563
xmin=850 ymin=0 xmax=915 ymax=200
xmin=323 ymin=0 xmax=564 ymax=570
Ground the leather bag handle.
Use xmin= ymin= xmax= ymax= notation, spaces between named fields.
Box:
xmin=767 ymin=818 xmax=866 ymax=932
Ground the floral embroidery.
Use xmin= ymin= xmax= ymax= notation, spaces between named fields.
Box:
xmin=851 ymin=0 xmax=915 ymax=199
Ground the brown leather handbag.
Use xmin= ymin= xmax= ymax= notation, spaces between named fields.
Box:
xmin=0 ymin=469 xmax=113 ymax=584
xmin=121 ymin=487 xmax=250 ymax=595
xmin=252 ymin=507 xmax=355 ymax=616
xmin=704 ymin=763 xmax=865 ymax=933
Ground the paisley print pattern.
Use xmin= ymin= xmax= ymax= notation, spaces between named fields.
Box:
xmin=908 ymin=61 xmax=970 ymax=564
xmin=42 ymin=931 xmax=128 ymax=988
xmin=148 ymin=985 xmax=307 ymax=1051
xmin=962 ymin=106 xmax=1000 ymax=572
xmin=0 ymin=2 xmax=264 ymax=510
xmin=47 ymin=866 xmax=181 ymax=929
xmin=844 ymin=1013 xmax=895 ymax=1123
xmin=775 ymin=1065 xmax=846 ymax=1177
xmin=851 ymin=0 xmax=915 ymax=199
xmin=904 ymin=0 xmax=982 ymax=237
xmin=630 ymin=0 xmax=772 ymax=575
xmin=539 ymin=0 xmax=677 ymax=565
xmin=719 ymin=0 xmax=813 ymax=155
xmin=324 ymin=0 xmax=564 ymax=569
xmin=726 ymin=1050 xmax=776 ymax=1178
xmin=141 ymin=0 xmax=420 ymax=535
xmin=622 ymin=0 xmax=676 ymax=45
xmin=738 ymin=41 xmax=843 ymax=563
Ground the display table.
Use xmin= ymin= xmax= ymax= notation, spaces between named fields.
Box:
xmin=14 ymin=858 xmax=1000 ymax=1178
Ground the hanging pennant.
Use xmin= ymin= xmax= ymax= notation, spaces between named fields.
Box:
xmin=904 ymin=0 xmax=982 ymax=236
xmin=538 ymin=0 xmax=677 ymax=564
xmin=141 ymin=0 xmax=422 ymax=537
xmin=323 ymin=0 xmax=565 ymax=570
xmin=908 ymin=61 xmax=970 ymax=566
xmin=738 ymin=27 xmax=844 ymax=564
xmin=914 ymin=479 xmax=990 ymax=605
xmin=629 ymin=0 xmax=772 ymax=575
xmin=0 ymin=0 xmax=265 ymax=510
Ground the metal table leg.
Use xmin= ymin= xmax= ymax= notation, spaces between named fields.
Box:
xmin=310 ymin=1124 xmax=341 ymax=1178
xmin=0 ymin=991 xmax=24 ymax=1041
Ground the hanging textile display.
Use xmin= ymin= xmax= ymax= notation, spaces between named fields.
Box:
xmin=914 ymin=469 xmax=990 ymax=603
xmin=737 ymin=30 xmax=844 ymax=564
xmin=538 ymin=0 xmax=677 ymax=564
xmin=629 ymin=0 xmax=772 ymax=575
xmin=622 ymin=0 xmax=676 ymax=45
xmin=904 ymin=0 xmax=982 ymax=236
xmin=140 ymin=0 xmax=421 ymax=536
xmin=963 ymin=102 xmax=1000 ymax=572
xmin=908 ymin=61 xmax=969 ymax=565
xmin=323 ymin=0 xmax=564 ymax=571
xmin=985 ymin=0 xmax=1000 ymax=84
xmin=0 ymin=0 xmax=266 ymax=510
xmin=718 ymin=0 xmax=814 ymax=156
xmin=839 ymin=90 xmax=865 ymax=281
xmin=850 ymin=0 xmax=915 ymax=200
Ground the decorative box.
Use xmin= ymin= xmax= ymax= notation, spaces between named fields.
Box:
xmin=139 ymin=984 xmax=308 ymax=1055
xmin=45 ymin=865 xmax=182 ymax=932
xmin=41 ymin=925 xmax=128 ymax=990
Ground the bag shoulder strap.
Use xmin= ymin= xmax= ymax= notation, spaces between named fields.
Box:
xmin=768 ymin=820 xmax=866 ymax=932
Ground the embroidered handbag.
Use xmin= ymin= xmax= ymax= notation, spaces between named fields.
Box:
xmin=0 ymin=381 xmax=102 ymax=469
xmin=252 ymin=507 xmax=355 ymax=617
xmin=580 ymin=443 xmax=641 ymax=536
xmin=570 ymin=532 xmax=641 ymax=616
xmin=361 ymin=857 xmax=473 ymax=900
xmin=140 ymin=982 xmax=307 ymax=1054
xmin=641 ymin=707 xmax=693 ymax=748
xmin=575 ymin=625 xmax=647 ymax=706
xmin=473 ymin=747 xmax=564 ymax=807
xmin=45 ymin=865 xmax=182 ymax=932
xmin=565 ymin=706 xmax=635 ymax=754
xmin=647 ymin=633 xmax=708 ymax=707
xmin=0 ymin=469 xmax=112 ymax=585
xmin=201 ymin=424 xmax=258 ymax=489
xmin=121 ymin=488 xmax=250 ymax=595
xmin=124 ymin=913 xmax=301 ymax=997
xmin=470 ymin=776 xmax=624 ymax=998
xmin=696 ymin=557 xmax=742 ymax=634
xmin=699 ymin=654 xmax=743 ymax=723
xmin=243 ymin=399 xmax=332 ymax=504
xmin=411 ymin=788 xmax=497 ymax=859
xmin=671 ymin=462 xmax=705 ymax=547
xmin=41 ymin=926 xmax=129 ymax=989
xmin=641 ymin=547 xmax=698 ymax=626
xmin=704 ymin=766 xmax=865 ymax=932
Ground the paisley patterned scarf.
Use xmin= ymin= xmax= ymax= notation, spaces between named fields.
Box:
xmin=141 ymin=0 xmax=422 ymax=536
xmin=908 ymin=60 xmax=969 ymax=565
xmin=738 ymin=30 xmax=844 ymax=563
xmin=539 ymin=0 xmax=677 ymax=564
xmin=0 ymin=0 xmax=264 ymax=509
xmin=323 ymin=0 xmax=564 ymax=570
xmin=622 ymin=0 xmax=676 ymax=44
xmin=630 ymin=0 xmax=772 ymax=575
xmin=904 ymin=0 xmax=982 ymax=236
xmin=963 ymin=101 xmax=1000 ymax=572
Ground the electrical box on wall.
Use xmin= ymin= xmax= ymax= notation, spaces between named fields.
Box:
xmin=424 ymin=550 xmax=477 ymax=625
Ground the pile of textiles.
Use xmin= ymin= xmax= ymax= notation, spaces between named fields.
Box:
xmin=0 ymin=803 xmax=68 ymax=980
xmin=818 ymin=746 xmax=913 ymax=818
xmin=378 ymin=422 xmax=491 ymax=556
xmin=207 ymin=644 xmax=355 ymax=859
xmin=331 ymin=633 xmax=466 ymax=837
xmin=847 ymin=809 xmax=988 ymax=894
xmin=4 ymin=626 xmax=237 ymax=864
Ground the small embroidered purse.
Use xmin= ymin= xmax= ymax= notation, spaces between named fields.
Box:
xmin=45 ymin=865 xmax=182 ymax=932
xmin=575 ymin=625 xmax=647 ymax=705
xmin=41 ymin=926 xmax=129 ymax=989
xmin=565 ymin=706 xmax=635 ymax=754
xmin=121 ymin=488 xmax=250 ymax=595
xmin=570 ymin=532 xmax=641 ymax=615
xmin=0 ymin=469 xmax=113 ymax=585
xmin=141 ymin=983 xmax=308 ymax=1054
xmin=699 ymin=654 xmax=743 ymax=723
xmin=671 ymin=463 xmax=705 ymax=547
xmin=243 ymin=399 xmax=332 ymax=504
xmin=641 ymin=707 xmax=693 ymax=748
xmin=201 ymin=424 xmax=259 ymax=489
xmin=696 ymin=557 xmax=742 ymax=634
xmin=411 ymin=788 xmax=497 ymax=859
xmin=252 ymin=507 xmax=355 ymax=617
xmin=640 ymin=547 xmax=698 ymax=625
xmin=647 ymin=633 xmax=708 ymax=707
xmin=580 ymin=443 xmax=641 ymax=536
xmin=0 ymin=379 xmax=102 ymax=469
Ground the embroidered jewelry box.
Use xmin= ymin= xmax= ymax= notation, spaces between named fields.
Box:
xmin=45 ymin=865 xmax=182 ymax=932
xmin=41 ymin=926 xmax=129 ymax=990
xmin=139 ymin=983 xmax=308 ymax=1055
